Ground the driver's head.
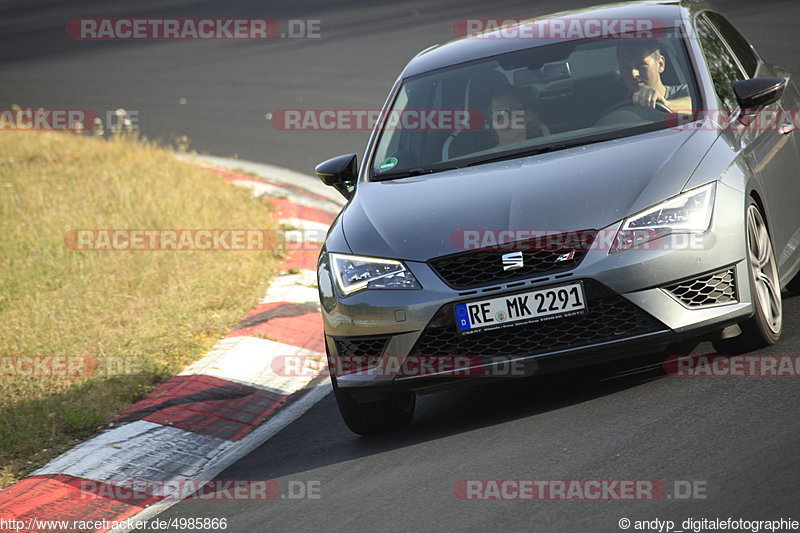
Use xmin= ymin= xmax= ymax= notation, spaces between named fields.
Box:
xmin=616 ymin=40 xmax=665 ymax=93
xmin=489 ymin=87 xmax=534 ymax=145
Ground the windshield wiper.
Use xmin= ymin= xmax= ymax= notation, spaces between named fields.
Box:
xmin=465 ymin=144 xmax=574 ymax=167
xmin=465 ymin=137 xmax=614 ymax=167
xmin=372 ymin=166 xmax=460 ymax=181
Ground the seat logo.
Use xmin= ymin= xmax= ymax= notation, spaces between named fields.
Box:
xmin=502 ymin=251 xmax=524 ymax=271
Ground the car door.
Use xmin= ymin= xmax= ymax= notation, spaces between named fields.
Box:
xmin=695 ymin=11 xmax=800 ymax=278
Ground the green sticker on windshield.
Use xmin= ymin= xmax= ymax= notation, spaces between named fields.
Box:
xmin=378 ymin=157 xmax=398 ymax=171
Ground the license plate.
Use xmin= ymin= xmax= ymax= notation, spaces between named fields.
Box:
xmin=454 ymin=282 xmax=586 ymax=335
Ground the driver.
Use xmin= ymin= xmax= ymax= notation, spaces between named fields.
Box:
xmin=488 ymin=87 xmax=548 ymax=147
xmin=616 ymin=40 xmax=693 ymax=114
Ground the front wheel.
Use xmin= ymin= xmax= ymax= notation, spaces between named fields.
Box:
xmin=712 ymin=199 xmax=782 ymax=353
xmin=331 ymin=377 xmax=415 ymax=435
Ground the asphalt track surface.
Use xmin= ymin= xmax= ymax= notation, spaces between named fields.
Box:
xmin=2 ymin=0 xmax=799 ymax=531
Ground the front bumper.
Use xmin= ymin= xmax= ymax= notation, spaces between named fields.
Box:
xmin=318 ymin=182 xmax=753 ymax=393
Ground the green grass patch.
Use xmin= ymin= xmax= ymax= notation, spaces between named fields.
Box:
xmin=0 ymin=131 xmax=281 ymax=487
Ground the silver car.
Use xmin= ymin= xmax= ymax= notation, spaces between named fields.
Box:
xmin=315 ymin=0 xmax=800 ymax=434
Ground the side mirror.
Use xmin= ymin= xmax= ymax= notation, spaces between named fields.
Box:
xmin=315 ymin=153 xmax=357 ymax=199
xmin=733 ymin=77 xmax=787 ymax=110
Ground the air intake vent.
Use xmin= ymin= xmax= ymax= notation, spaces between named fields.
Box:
xmin=334 ymin=336 xmax=389 ymax=357
xmin=662 ymin=268 xmax=737 ymax=309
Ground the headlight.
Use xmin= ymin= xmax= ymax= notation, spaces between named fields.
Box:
xmin=329 ymin=253 xmax=421 ymax=296
xmin=610 ymin=182 xmax=716 ymax=253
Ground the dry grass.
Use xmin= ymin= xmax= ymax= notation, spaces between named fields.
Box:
xmin=0 ymin=131 xmax=281 ymax=487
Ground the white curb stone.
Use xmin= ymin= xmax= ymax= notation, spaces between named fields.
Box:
xmin=181 ymin=336 xmax=324 ymax=396
xmin=259 ymin=270 xmax=318 ymax=304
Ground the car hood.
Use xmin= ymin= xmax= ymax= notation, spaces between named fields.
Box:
xmin=341 ymin=127 xmax=717 ymax=261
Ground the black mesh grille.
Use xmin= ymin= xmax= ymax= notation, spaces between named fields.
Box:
xmin=332 ymin=336 xmax=390 ymax=374
xmin=411 ymin=280 xmax=666 ymax=357
xmin=663 ymin=268 xmax=737 ymax=308
xmin=428 ymin=231 xmax=596 ymax=289
xmin=334 ymin=336 xmax=389 ymax=357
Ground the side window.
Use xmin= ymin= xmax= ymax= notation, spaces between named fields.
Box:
xmin=695 ymin=14 xmax=745 ymax=110
xmin=705 ymin=12 xmax=758 ymax=78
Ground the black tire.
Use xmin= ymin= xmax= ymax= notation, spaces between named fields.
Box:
xmin=712 ymin=198 xmax=782 ymax=354
xmin=331 ymin=377 xmax=415 ymax=435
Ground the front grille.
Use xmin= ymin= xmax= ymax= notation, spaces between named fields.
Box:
xmin=411 ymin=280 xmax=666 ymax=357
xmin=429 ymin=231 xmax=595 ymax=289
xmin=662 ymin=268 xmax=737 ymax=309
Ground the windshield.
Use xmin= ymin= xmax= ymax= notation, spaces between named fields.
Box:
xmin=370 ymin=28 xmax=700 ymax=179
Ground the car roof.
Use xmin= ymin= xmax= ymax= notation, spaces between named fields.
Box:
xmin=401 ymin=0 xmax=705 ymax=78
